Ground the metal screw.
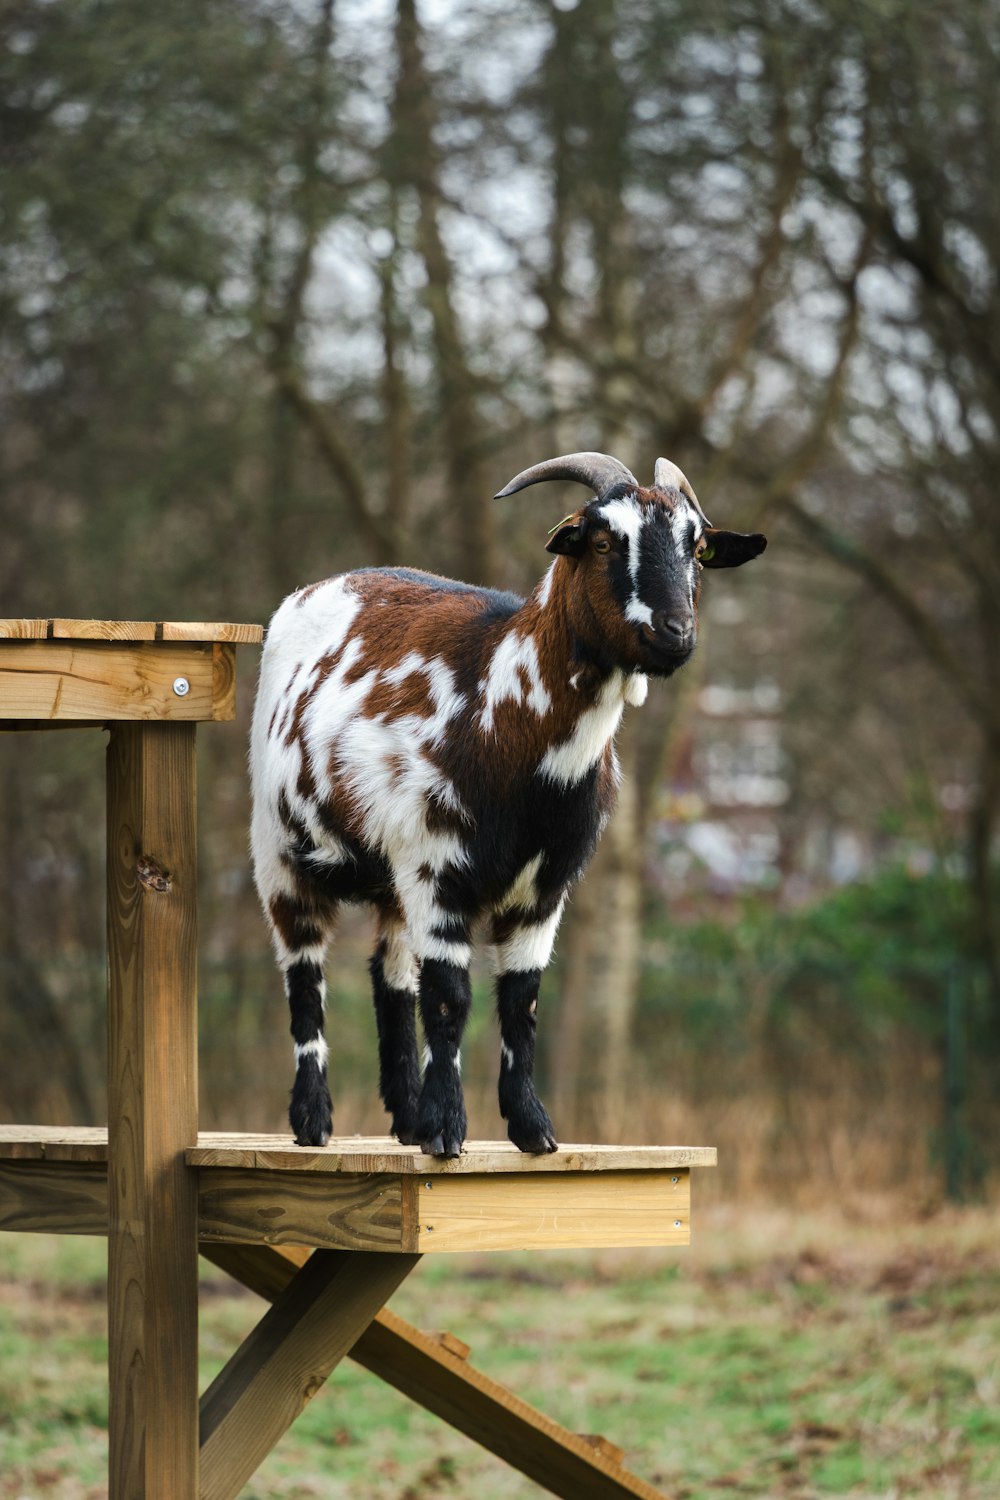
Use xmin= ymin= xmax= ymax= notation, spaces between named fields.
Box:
xmin=425 ymin=1181 xmax=433 ymax=1189
xmin=172 ymin=677 xmax=190 ymax=697
xmin=674 ymin=1220 xmax=682 ymax=1228
xmin=426 ymin=1225 xmax=434 ymax=1233
xmin=671 ymin=1175 xmax=679 ymax=1184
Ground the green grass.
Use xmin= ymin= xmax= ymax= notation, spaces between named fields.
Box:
xmin=2 ymin=1208 xmax=1000 ymax=1497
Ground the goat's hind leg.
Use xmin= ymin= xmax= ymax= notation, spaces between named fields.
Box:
xmin=266 ymin=886 xmax=336 ymax=1147
xmin=370 ymin=910 xmax=421 ymax=1144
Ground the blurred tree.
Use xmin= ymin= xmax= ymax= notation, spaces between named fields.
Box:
xmin=0 ymin=0 xmax=994 ymax=1142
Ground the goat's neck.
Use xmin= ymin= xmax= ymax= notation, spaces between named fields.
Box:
xmin=510 ymin=562 xmax=632 ymax=717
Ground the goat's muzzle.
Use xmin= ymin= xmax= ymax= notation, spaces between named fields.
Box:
xmin=641 ymin=609 xmax=697 ymax=668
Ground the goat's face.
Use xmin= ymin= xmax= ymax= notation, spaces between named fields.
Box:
xmin=546 ymin=482 xmax=766 ymax=677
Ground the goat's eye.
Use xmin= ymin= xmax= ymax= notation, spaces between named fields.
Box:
xmin=593 ymin=537 xmax=612 ymax=554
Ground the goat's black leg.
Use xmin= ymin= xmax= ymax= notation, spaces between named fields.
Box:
xmin=415 ymin=956 xmax=472 ymax=1158
xmin=495 ymin=968 xmax=558 ymax=1153
xmin=370 ymin=914 xmax=421 ymax=1145
xmin=266 ymin=885 xmax=336 ymax=1148
xmin=492 ymin=909 xmax=561 ymax=1153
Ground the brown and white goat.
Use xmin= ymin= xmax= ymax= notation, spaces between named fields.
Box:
xmin=250 ymin=451 xmax=766 ymax=1156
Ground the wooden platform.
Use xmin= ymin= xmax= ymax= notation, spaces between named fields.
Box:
xmin=0 ymin=1127 xmax=713 ymax=1254
xmin=1 ymin=620 xmax=717 ymax=1500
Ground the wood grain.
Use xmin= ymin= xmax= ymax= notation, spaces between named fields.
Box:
xmin=0 ymin=641 xmax=222 ymax=721
xmin=0 ymin=1159 xmax=108 ymax=1234
xmin=409 ymin=1169 xmax=691 ymax=1252
xmin=199 ymin=1249 xmax=418 ymax=1500
xmin=0 ymin=618 xmax=49 ymax=638
xmin=197 ymin=1167 xmax=406 ymax=1251
xmin=51 ymin=619 xmax=157 ymax=640
xmin=107 ymin=722 xmax=199 ymax=1499
xmin=0 ymin=619 xmax=263 ymax=643
xmin=161 ymin=622 xmax=263 ymax=644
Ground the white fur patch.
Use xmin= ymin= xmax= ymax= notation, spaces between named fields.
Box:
xmin=625 ymin=596 xmax=654 ymax=628
xmin=538 ymin=673 xmax=628 ymax=786
xmin=495 ymin=852 xmax=545 ymax=914
xmin=382 ymin=925 xmax=419 ymax=994
xmin=479 ymin=632 xmax=551 ymax=733
xmin=415 ymin=934 xmax=472 ymax=967
xmin=294 ymin=1037 xmax=329 ymax=1069
xmin=598 ymin=497 xmax=645 ymax=582
xmin=624 ymin=673 xmax=648 ymax=707
xmin=535 ymin=561 xmax=557 ymax=608
xmin=494 ymin=898 xmax=566 ymax=973
xmin=500 ymin=1042 xmax=515 ymax=1071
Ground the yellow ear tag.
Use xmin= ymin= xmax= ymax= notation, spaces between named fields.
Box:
xmin=547 ymin=514 xmax=578 ymax=537
xmin=700 ymin=544 xmax=715 ymax=562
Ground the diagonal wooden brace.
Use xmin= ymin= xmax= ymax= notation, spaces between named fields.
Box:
xmin=202 ymin=1243 xmax=671 ymax=1500
xmin=199 ymin=1247 xmax=419 ymax=1500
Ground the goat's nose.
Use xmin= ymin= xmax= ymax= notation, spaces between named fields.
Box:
xmin=652 ymin=609 xmax=695 ymax=644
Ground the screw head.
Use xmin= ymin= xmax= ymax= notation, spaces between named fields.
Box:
xmin=172 ymin=677 xmax=190 ymax=697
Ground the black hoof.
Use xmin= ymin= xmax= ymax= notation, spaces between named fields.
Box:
xmin=415 ymin=1072 xmax=467 ymax=1159
xmin=421 ymin=1133 xmax=463 ymax=1159
xmin=503 ymin=1088 xmax=557 ymax=1155
xmin=289 ymin=1078 xmax=333 ymax=1148
xmin=508 ymin=1125 xmax=558 ymax=1154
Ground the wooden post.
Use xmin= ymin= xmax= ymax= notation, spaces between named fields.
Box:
xmin=107 ymin=722 xmax=199 ymax=1500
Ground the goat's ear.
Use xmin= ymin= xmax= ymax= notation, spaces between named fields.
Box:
xmin=546 ymin=513 xmax=589 ymax=557
xmin=700 ymin=528 xmax=767 ymax=568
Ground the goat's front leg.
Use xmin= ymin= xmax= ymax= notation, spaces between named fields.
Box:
xmin=415 ymin=953 xmax=472 ymax=1158
xmin=492 ymin=901 xmax=564 ymax=1154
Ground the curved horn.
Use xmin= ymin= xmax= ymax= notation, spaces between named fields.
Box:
xmin=495 ymin=451 xmax=638 ymax=501
xmin=653 ymin=457 xmax=710 ymax=523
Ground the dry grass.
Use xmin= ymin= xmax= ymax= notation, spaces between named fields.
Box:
xmin=2 ymin=1202 xmax=999 ymax=1499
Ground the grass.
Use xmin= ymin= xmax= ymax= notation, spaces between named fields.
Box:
xmin=2 ymin=1205 xmax=1000 ymax=1498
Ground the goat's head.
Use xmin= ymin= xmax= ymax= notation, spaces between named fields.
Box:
xmin=495 ymin=451 xmax=767 ymax=677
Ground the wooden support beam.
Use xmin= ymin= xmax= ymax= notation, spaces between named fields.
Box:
xmin=202 ymin=1244 xmax=671 ymax=1500
xmin=107 ymin=722 xmax=200 ymax=1500
xmin=199 ymin=1248 xmax=419 ymax=1500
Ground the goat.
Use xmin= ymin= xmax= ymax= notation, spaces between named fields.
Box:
xmin=250 ymin=451 xmax=766 ymax=1156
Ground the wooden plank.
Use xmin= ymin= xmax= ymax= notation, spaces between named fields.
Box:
xmin=203 ymin=1244 xmax=669 ymax=1500
xmin=51 ymin=619 xmax=157 ymax=640
xmin=162 ymin=622 xmax=263 ymax=644
xmin=196 ymin=1165 xmax=689 ymax=1254
xmin=0 ymin=619 xmax=263 ymax=644
xmin=0 ymin=1127 xmax=717 ymax=1174
xmin=409 ymin=1170 xmax=690 ymax=1253
xmin=197 ymin=1167 xmax=406 ymax=1251
xmin=188 ymin=1133 xmax=717 ymax=1173
xmin=0 ymin=618 xmax=48 ymax=638
xmin=107 ymin=721 xmax=200 ymax=1500
xmin=0 ymin=1158 xmax=108 ymax=1234
xmin=0 ymin=1125 xmax=110 ymax=1160
xmin=0 ymin=641 xmax=222 ymax=721
xmin=199 ymin=1248 xmax=418 ymax=1500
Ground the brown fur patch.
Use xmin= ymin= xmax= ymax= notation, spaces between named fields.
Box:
xmin=268 ymin=893 xmax=325 ymax=952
